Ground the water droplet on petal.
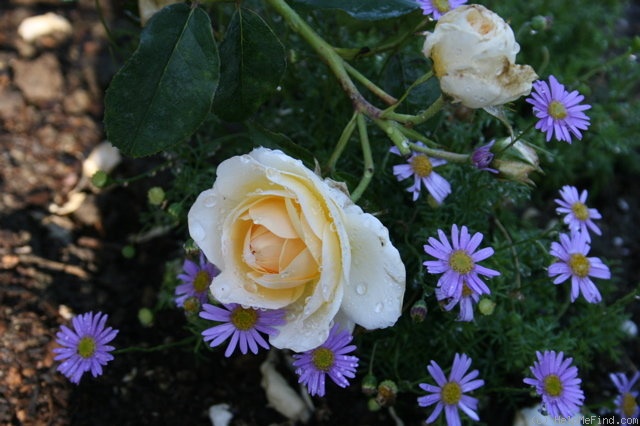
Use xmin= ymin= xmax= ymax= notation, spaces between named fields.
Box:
xmin=204 ymin=196 xmax=216 ymax=207
xmin=374 ymin=302 xmax=384 ymax=313
xmin=356 ymin=284 xmax=367 ymax=295
xmin=190 ymin=221 xmax=205 ymax=241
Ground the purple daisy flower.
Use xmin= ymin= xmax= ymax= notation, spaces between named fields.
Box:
xmin=200 ymin=303 xmax=286 ymax=357
xmin=548 ymin=231 xmax=611 ymax=303
xmin=424 ymin=224 xmax=500 ymax=299
xmin=416 ymin=0 xmax=468 ymax=20
xmin=526 ymin=75 xmax=591 ymax=143
xmin=471 ymin=140 xmax=498 ymax=174
xmin=390 ymin=143 xmax=451 ymax=203
xmin=554 ymin=185 xmax=602 ymax=242
xmin=292 ymin=324 xmax=359 ymax=397
xmin=53 ymin=311 xmax=118 ymax=384
xmin=610 ymin=372 xmax=640 ymax=420
xmin=175 ymin=252 xmax=220 ymax=308
xmin=417 ymin=353 xmax=484 ymax=426
xmin=435 ymin=281 xmax=486 ymax=322
xmin=523 ymin=350 xmax=585 ymax=419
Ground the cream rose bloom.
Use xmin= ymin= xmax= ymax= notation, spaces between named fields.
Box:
xmin=188 ymin=148 xmax=406 ymax=352
xmin=423 ymin=4 xmax=538 ymax=109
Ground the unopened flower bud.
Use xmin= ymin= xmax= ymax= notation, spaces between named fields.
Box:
xmin=530 ymin=15 xmax=551 ymax=32
xmin=471 ymin=140 xmax=498 ymax=173
xmin=91 ymin=170 xmax=109 ymax=188
xmin=478 ymin=298 xmax=496 ymax=316
xmin=410 ymin=299 xmax=428 ymax=323
xmin=183 ymin=296 xmax=202 ymax=316
xmin=376 ymin=380 xmax=398 ymax=407
xmin=148 ymin=186 xmax=165 ymax=205
xmin=492 ymin=138 xmax=541 ymax=185
xmin=167 ymin=202 xmax=183 ymax=219
xmin=423 ymin=5 xmax=537 ymax=109
xmin=121 ymin=244 xmax=136 ymax=259
xmin=361 ymin=373 xmax=378 ymax=396
xmin=138 ymin=307 xmax=154 ymax=327
xmin=367 ymin=398 xmax=382 ymax=412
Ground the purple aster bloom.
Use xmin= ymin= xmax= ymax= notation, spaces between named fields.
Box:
xmin=175 ymin=252 xmax=220 ymax=308
xmin=523 ymin=350 xmax=585 ymax=419
xmin=53 ymin=311 xmax=118 ymax=384
xmin=390 ymin=143 xmax=451 ymax=203
xmin=435 ymin=281 xmax=485 ymax=322
xmin=424 ymin=224 xmax=500 ymax=299
xmin=200 ymin=303 xmax=286 ymax=357
xmin=292 ymin=324 xmax=359 ymax=397
xmin=471 ymin=140 xmax=498 ymax=174
xmin=416 ymin=0 xmax=468 ymax=20
xmin=526 ymin=75 xmax=591 ymax=143
xmin=554 ymin=185 xmax=602 ymax=242
xmin=418 ymin=353 xmax=484 ymax=426
xmin=548 ymin=231 xmax=611 ymax=303
xmin=610 ymin=372 xmax=640 ymax=420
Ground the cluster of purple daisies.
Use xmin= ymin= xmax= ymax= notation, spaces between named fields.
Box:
xmin=549 ymin=185 xmax=610 ymax=303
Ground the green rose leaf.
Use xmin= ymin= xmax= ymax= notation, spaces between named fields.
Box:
xmin=212 ymin=8 xmax=286 ymax=122
xmin=291 ymin=0 xmax=419 ymax=20
xmin=104 ymin=4 xmax=219 ymax=157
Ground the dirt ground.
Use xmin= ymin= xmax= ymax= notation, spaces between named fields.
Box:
xmin=1 ymin=1 xmax=639 ymax=426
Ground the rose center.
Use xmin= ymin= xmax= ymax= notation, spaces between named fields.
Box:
xmin=571 ymin=202 xmax=589 ymax=221
xmin=312 ymin=347 xmax=335 ymax=371
xmin=569 ymin=253 xmax=590 ymax=278
xmin=193 ymin=270 xmax=211 ymax=293
xmin=410 ymin=155 xmax=433 ymax=178
xmin=77 ymin=336 xmax=97 ymax=358
xmin=548 ymin=100 xmax=568 ymax=120
xmin=622 ymin=392 xmax=638 ymax=418
xmin=230 ymin=306 xmax=258 ymax=331
xmin=433 ymin=0 xmax=451 ymax=13
xmin=441 ymin=381 xmax=462 ymax=405
xmin=449 ymin=250 xmax=474 ymax=274
xmin=543 ymin=374 xmax=563 ymax=397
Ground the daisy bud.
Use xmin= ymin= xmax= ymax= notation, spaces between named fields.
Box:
xmin=422 ymin=5 xmax=537 ymax=109
xmin=361 ymin=373 xmax=378 ymax=396
xmin=376 ymin=380 xmax=398 ymax=407
xmin=147 ymin=186 xmax=165 ymax=205
xmin=410 ymin=299 xmax=428 ymax=323
xmin=478 ymin=298 xmax=496 ymax=316
xmin=530 ymin=15 xmax=551 ymax=32
xmin=367 ymin=398 xmax=382 ymax=412
xmin=491 ymin=138 xmax=541 ymax=185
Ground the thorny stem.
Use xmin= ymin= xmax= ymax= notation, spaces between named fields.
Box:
xmin=382 ymin=95 xmax=445 ymax=126
xmin=350 ymin=115 xmax=374 ymax=202
xmin=344 ymin=61 xmax=398 ymax=106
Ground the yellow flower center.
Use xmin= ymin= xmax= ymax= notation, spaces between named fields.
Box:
xmin=571 ymin=202 xmax=589 ymax=221
xmin=622 ymin=392 xmax=638 ymax=418
xmin=441 ymin=382 xmax=462 ymax=405
xmin=543 ymin=374 xmax=563 ymax=397
xmin=230 ymin=306 xmax=258 ymax=331
xmin=77 ymin=336 xmax=97 ymax=358
xmin=449 ymin=250 xmax=474 ymax=274
xmin=569 ymin=253 xmax=590 ymax=278
xmin=193 ymin=270 xmax=211 ymax=293
xmin=433 ymin=0 xmax=451 ymax=13
xmin=410 ymin=155 xmax=433 ymax=178
xmin=312 ymin=347 xmax=335 ymax=371
xmin=548 ymin=101 xmax=568 ymax=120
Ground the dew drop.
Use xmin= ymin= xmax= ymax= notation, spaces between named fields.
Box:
xmin=329 ymin=222 xmax=337 ymax=232
xmin=266 ymin=168 xmax=280 ymax=180
xmin=190 ymin=221 xmax=205 ymax=241
xmin=374 ymin=302 xmax=384 ymax=313
xmin=204 ymin=196 xmax=216 ymax=207
xmin=355 ymin=284 xmax=367 ymax=295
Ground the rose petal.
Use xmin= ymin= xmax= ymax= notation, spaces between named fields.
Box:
xmin=340 ymin=210 xmax=405 ymax=329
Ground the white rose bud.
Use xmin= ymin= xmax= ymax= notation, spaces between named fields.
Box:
xmin=188 ymin=148 xmax=406 ymax=352
xmin=423 ymin=4 xmax=538 ymax=109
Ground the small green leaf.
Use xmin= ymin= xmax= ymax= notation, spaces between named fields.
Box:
xmin=212 ymin=8 xmax=286 ymax=122
xmin=291 ymin=0 xmax=418 ymax=20
xmin=246 ymin=122 xmax=316 ymax=169
xmin=104 ymin=4 xmax=219 ymax=157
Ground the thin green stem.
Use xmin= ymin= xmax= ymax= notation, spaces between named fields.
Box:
xmin=397 ymin=126 xmax=442 ymax=149
xmin=382 ymin=71 xmax=433 ymax=115
xmin=113 ymin=336 xmax=197 ymax=354
xmin=344 ymin=61 xmax=398 ymax=106
xmin=407 ymin=141 xmax=468 ymax=163
xmin=265 ymin=0 xmax=383 ymax=117
xmin=326 ymin=112 xmax=358 ymax=174
xmin=382 ymin=95 xmax=445 ymax=126
xmin=351 ymin=115 xmax=374 ymax=202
